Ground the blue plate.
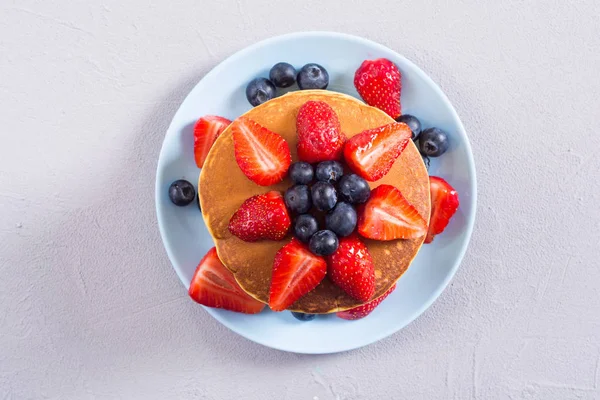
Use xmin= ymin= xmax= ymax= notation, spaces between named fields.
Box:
xmin=155 ymin=32 xmax=476 ymax=354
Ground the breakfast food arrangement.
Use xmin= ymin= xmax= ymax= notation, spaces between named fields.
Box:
xmin=167 ymin=58 xmax=460 ymax=321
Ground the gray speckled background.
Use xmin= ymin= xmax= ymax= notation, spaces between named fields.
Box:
xmin=1 ymin=0 xmax=600 ymax=399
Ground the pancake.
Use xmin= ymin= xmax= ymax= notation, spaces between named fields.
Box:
xmin=199 ymin=90 xmax=430 ymax=314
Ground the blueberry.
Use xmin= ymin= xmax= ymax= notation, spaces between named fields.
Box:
xmin=246 ymin=78 xmax=276 ymax=107
xmin=168 ymin=180 xmax=196 ymax=206
xmin=422 ymin=155 xmax=430 ymax=170
xmin=315 ymin=161 xmax=344 ymax=184
xmin=197 ymin=193 xmax=202 ymax=211
xmin=418 ymin=127 xmax=449 ymax=157
xmin=297 ymin=63 xmax=329 ymax=90
xmin=269 ymin=62 xmax=297 ymax=88
xmin=325 ymin=202 xmax=357 ymax=237
xmin=309 ymin=230 xmax=339 ymax=256
xmin=396 ymin=114 xmax=422 ymax=140
xmin=294 ymin=214 xmax=319 ymax=243
xmin=311 ymin=181 xmax=337 ymax=212
xmin=288 ymin=161 xmax=314 ymax=185
xmin=284 ymin=185 xmax=311 ymax=214
xmin=291 ymin=311 xmax=316 ymax=321
xmin=338 ymin=174 xmax=370 ymax=204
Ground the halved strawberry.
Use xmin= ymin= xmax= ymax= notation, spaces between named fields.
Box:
xmin=189 ymin=247 xmax=265 ymax=314
xmin=336 ymin=284 xmax=396 ymax=320
xmin=327 ymin=235 xmax=375 ymax=302
xmin=228 ymin=191 xmax=291 ymax=242
xmin=425 ymin=176 xmax=459 ymax=243
xmin=343 ymin=122 xmax=412 ymax=181
xmin=358 ymin=185 xmax=427 ymax=240
xmin=296 ymin=100 xmax=346 ymax=163
xmin=231 ymin=117 xmax=292 ymax=186
xmin=269 ymin=238 xmax=327 ymax=311
xmin=193 ymin=115 xmax=231 ymax=168
xmin=354 ymin=58 xmax=402 ymax=118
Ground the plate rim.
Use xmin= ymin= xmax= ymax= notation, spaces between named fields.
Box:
xmin=155 ymin=31 xmax=477 ymax=354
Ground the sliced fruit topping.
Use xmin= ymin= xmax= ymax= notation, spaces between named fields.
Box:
xmin=358 ymin=184 xmax=427 ymax=240
xmin=343 ymin=122 xmax=412 ymax=181
xmin=189 ymin=247 xmax=265 ymax=314
xmin=228 ymin=191 xmax=291 ymax=242
xmin=327 ymin=235 xmax=375 ymax=302
xmin=246 ymin=77 xmax=276 ymax=107
xmin=418 ymin=127 xmax=449 ymax=157
xmin=193 ymin=116 xmax=231 ymax=168
xmin=269 ymin=238 xmax=327 ymax=311
xmin=232 ymin=117 xmax=292 ymax=186
xmin=168 ymin=179 xmax=196 ymax=207
xmin=297 ymin=63 xmax=329 ymax=90
xmin=336 ymin=284 xmax=396 ymax=320
xmin=354 ymin=58 xmax=402 ymax=118
xmin=426 ymin=176 xmax=459 ymax=243
xmin=296 ymin=100 xmax=346 ymax=163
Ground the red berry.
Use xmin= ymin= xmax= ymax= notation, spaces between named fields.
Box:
xmin=358 ymin=185 xmax=427 ymax=241
xmin=189 ymin=247 xmax=265 ymax=314
xmin=343 ymin=122 xmax=412 ymax=181
xmin=354 ymin=58 xmax=402 ymax=118
xmin=336 ymin=284 xmax=396 ymax=320
xmin=425 ymin=176 xmax=459 ymax=243
xmin=327 ymin=235 xmax=375 ymax=302
xmin=228 ymin=191 xmax=291 ymax=242
xmin=269 ymin=238 xmax=327 ymax=311
xmin=193 ymin=116 xmax=231 ymax=168
xmin=232 ymin=117 xmax=292 ymax=186
xmin=296 ymin=100 xmax=346 ymax=163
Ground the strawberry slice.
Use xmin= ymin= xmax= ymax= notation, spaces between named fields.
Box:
xmin=232 ymin=117 xmax=292 ymax=186
xmin=269 ymin=238 xmax=327 ymax=311
xmin=337 ymin=284 xmax=396 ymax=320
xmin=228 ymin=191 xmax=291 ymax=242
xmin=193 ymin=115 xmax=231 ymax=168
xmin=354 ymin=58 xmax=402 ymax=118
xmin=358 ymin=184 xmax=427 ymax=240
xmin=343 ymin=122 xmax=412 ymax=181
xmin=327 ymin=235 xmax=375 ymax=302
xmin=296 ymin=100 xmax=346 ymax=163
xmin=189 ymin=247 xmax=265 ymax=314
xmin=425 ymin=176 xmax=459 ymax=243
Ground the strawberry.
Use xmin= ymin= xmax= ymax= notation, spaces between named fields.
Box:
xmin=343 ymin=122 xmax=412 ymax=181
xmin=189 ymin=247 xmax=265 ymax=314
xmin=269 ymin=238 xmax=327 ymax=311
xmin=231 ymin=117 xmax=292 ymax=186
xmin=425 ymin=176 xmax=459 ymax=243
xmin=327 ymin=235 xmax=375 ymax=302
xmin=336 ymin=284 xmax=396 ymax=320
xmin=358 ymin=184 xmax=427 ymax=240
xmin=193 ymin=115 xmax=231 ymax=168
xmin=296 ymin=100 xmax=346 ymax=163
xmin=354 ymin=58 xmax=402 ymax=118
xmin=228 ymin=191 xmax=291 ymax=242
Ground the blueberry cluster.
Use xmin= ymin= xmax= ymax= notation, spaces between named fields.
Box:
xmin=396 ymin=114 xmax=449 ymax=168
xmin=246 ymin=63 xmax=329 ymax=107
xmin=285 ymin=161 xmax=371 ymax=257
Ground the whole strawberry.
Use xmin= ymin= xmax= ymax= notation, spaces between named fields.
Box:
xmin=327 ymin=235 xmax=375 ymax=302
xmin=296 ymin=100 xmax=346 ymax=163
xmin=354 ymin=58 xmax=402 ymax=118
xmin=228 ymin=191 xmax=291 ymax=241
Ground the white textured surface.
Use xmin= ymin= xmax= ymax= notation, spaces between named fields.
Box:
xmin=1 ymin=0 xmax=599 ymax=398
